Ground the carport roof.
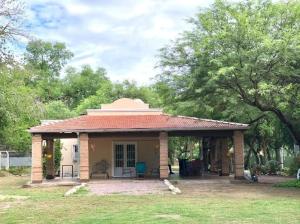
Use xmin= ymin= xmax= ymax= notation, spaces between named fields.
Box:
xmin=29 ymin=114 xmax=249 ymax=134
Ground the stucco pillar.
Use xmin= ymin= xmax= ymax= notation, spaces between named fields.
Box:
xmin=221 ymin=138 xmax=229 ymax=176
xmin=159 ymin=132 xmax=169 ymax=179
xmin=31 ymin=134 xmax=43 ymax=183
xmin=45 ymin=139 xmax=55 ymax=178
xmin=79 ymin=133 xmax=89 ymax=181
xmin=233 ymin=131 xmax=244 ymax=179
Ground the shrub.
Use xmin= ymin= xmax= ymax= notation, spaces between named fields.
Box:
xmin=251 ymin=164 xmax=268 ymax=175
xmin=265 ymin=160 xmax=280 ymax=174
xmin=286 ymin=156 xmax=300 ymax=176
xmin=8 ymin=166 xmax=30 ymax=176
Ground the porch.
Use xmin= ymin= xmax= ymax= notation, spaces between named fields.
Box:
xmin=31 ymin=129 xmax=245 ymax=183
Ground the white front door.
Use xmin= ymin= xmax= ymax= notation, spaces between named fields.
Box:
xmin=113 ymin=142 xmax=137 ymax=177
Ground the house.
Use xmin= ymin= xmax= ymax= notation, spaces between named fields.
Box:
xmin=29 ymin=98 xmax=248 ymax=183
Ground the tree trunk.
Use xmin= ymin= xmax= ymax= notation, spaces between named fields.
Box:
xmin=251 ymin=147 xmax=259 ymax=165
xmin=275 ymin=147 xmax=281 ymax=163
xmin=244 ymin=147 xmax=251 ymax=169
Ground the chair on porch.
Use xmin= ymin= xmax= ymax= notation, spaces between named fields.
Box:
xmin=91 ymin=160 xmax=110 ymax=179
xmin=136 ymin=162 xmax=146 ymax=178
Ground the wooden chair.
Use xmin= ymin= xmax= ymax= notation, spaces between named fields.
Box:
xmin=91 ymin=160 xmax=110 ymax=179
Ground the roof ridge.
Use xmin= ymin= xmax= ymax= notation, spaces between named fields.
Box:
xmin=173 ymin=115 xmax=248 ymax=126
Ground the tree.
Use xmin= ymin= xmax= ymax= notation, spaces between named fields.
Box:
xmin=25 ymin=40 xmax=73 ymax=101
xmin=111 ymin=80 xmax=161 ymax=108
xmin=75 ymin=79 xmax=161 ymax=114
xmin=0 ymin=66 xmax=43 ymax=151
xmin=62 ymin=66 xmax=109 ymax=108
xmin=75 ymin=81 xmax=113 ymax=114
xmin=25 ymin=40 xmax=73 ymax=78
xmin=0 ymin=0 xmax=25 ymax=63
xmin=44 ymin=100 xmax=76 ymax=119
xmin=158 ymin=0 xmax=300 ymax=145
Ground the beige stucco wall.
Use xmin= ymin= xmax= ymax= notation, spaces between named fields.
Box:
xmin=60 ymin=138 xmax=79 ymax=177
xmin=89 ymin=136 xmax=160 ymax=177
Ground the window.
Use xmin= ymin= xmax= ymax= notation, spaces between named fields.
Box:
xmin=73 ymin=145 xmax=79 ymax=162
xmin=115 ymin=144 xmax=124 ymax=167
xmin=126 ymin=144 xmax=136 ymax=167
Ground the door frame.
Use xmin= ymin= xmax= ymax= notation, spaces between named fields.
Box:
xmin=112 ymin=141 xmax=138 ymax=177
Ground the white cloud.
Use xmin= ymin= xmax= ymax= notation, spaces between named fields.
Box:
xmin=24 ymin=0 xmax=214 ymax=84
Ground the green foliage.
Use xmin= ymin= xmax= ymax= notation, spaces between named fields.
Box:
xmin=111 ymin=80 xmax=161 ymax=108
xmin=75 ymin=79 xmax=161 ymax=114
xmin=274 ymin=180 xmax=300 ymax=188
xmin=44 ymin=100 xmax=76 ymax=119
xmin=169 ymin=137 xmax=200 ymax=161
xmin=0 ymin=66 xmax=43 ymax=151
xmin=25 ymin=39 xmax=73 ymax=101
xmin=8 ymin=167 xmax=30 ymax=176
xmin=62 ymin=66 xmax=110 ymax=108
xmin=25 ymin=39 xmax=73 ymax=77
xmin=75 ymin=81 xmax=113 ymax=114
xmin=265 ymin=160 xmax=280 ymax=174
xmin=158 ymin=0 xmax=300 ymax=145
xmin=54 ymin=140 xmax=62 ymax=173
xmin=286 ymin=156 xmax=300 ymax=176
xmin=157 ymin=0 xmax=300 ymax=168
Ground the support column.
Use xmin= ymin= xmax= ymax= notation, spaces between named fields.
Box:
xmin=31 ymin=134 xmax=43 ymax=183
xmin=210 ymin=138 xmax=218 ymax=173
xmin=233 ymin=131 xmax=244 ymax=179
xmin=221 ymin=138 xmax=229 ymax=176
xmin=79 ymin=133 xmax=89 ymax=181
xmin=45 ymin=139 xmax=55 ymax=179
xmin=159 ymin=132 xmax=168 ymax=179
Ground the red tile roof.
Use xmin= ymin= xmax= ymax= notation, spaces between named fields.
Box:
xmin=29 ymin=114 xmax=248 ymax=133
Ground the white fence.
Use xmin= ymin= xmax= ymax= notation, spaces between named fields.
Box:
xmin=0 ymin=151 xmax=31 ymax=170
xmin=9 ymin=157 xmax=31 ymax=167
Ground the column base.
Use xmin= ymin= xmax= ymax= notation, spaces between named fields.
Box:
xmin=160 ymin=166 xmax=169 ymax=179
xmin=234 ymin=175 xmax=245 ymax=180
xmin=31 ymin=180 xmax=43 ymax=184
xmin=79 ymin=179 xmax=89 ymax=182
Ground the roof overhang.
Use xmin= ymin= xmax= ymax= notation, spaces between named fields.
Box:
xmin=29 ymin=126 xmax=249 ymax=134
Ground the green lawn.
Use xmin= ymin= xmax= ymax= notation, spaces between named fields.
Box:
xmin=0 ymin=175 xmax=299 ymax=224
xmin=274 ymin=180 xmax=300 ymax=188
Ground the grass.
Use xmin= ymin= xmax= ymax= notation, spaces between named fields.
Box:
xmin=0 ymin=175 xmax=299 ymax=224
xmin=274 ymin=180 xmax=300 ymax=188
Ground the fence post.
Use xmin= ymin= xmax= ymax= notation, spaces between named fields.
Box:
xmin=6 ymin=151 xmax=9 ymax=170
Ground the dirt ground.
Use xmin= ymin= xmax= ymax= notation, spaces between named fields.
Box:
xmin=172 ymin=176 xmax=300 ymax=199
xmin=87 ymin=175 xmax=299 ymax=198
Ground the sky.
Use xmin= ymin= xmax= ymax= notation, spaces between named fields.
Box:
xmin=24 ymin=0 xmax=214 ymax=84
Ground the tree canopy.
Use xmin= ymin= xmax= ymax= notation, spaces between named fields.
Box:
xmin=157 ymin=0 xmax=300 ymax=145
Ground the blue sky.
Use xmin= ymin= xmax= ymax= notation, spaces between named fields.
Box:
xmin=24 ymin=0 xmax=213 ymax=84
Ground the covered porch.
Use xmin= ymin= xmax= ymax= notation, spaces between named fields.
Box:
xmin=31 ymin=129 xmax=245 ymax=183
